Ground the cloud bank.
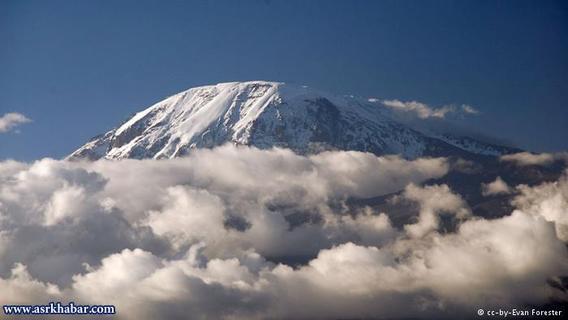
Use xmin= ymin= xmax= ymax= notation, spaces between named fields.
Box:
xmin=0 ymin=145 xmax=566 ymax=319
xmin=0 ymin=112 xmax=31 ymax=133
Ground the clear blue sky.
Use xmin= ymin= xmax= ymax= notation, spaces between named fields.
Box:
xmin=1 ymin=0 xmax=567 ymax=160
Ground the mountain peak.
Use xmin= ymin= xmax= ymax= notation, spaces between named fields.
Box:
xmin=68 ymin=81 xmax=517 ymax=160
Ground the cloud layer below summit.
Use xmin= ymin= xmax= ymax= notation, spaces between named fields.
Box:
xmin=0 ymin=145 xmax=567 ymax=319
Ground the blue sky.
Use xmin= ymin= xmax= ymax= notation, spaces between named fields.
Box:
xmin=1 ymin=0 xmax=567 ymax=160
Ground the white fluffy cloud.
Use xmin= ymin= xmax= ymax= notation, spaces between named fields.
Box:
xmin=482 ymin=176 xmax=512 ymax=196
xmin=0 ymin=263 xmax=61 ymax=305
xmin=0 ymin=145 xmax=566 ymax=319
xmin=382 ymin=100 xmax=478 ymax=119
xmin=0 ymin=145 xmax=449 ymax=281
xmin=513 ymin=170 xmax=568 ymax=241
xmin=396 ymin=183 xmax=470 ymax=238
xmin=0 ymin=112 xmax=31 ymax=133
xmin=16 ymin=211 xmax=566 ymax=320
xmin=501 ymin=152 xmax=568 ymax=166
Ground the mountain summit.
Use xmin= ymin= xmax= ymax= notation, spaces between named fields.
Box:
xmin=68 ymin=81 xmax=516 ymax=160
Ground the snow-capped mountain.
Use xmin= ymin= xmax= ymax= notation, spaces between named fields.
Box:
xmin=68 ymin=81 xmax=517 ymax=160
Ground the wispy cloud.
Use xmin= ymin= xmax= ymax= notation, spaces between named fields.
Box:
xmin=501 ymin=151 xmax=568 ymax=166
xmin=0 ymin=112 xmax=32 ymax=133
xmin=381 ymin=99 xmax=478 ymax=119
xmin=461 ymin=104 xmax=479 ymax=115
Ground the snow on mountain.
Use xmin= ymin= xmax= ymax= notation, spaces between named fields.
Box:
xmin=429 ymin=133 xmax=515 ymax=156
xmin=68 ymin=81 xmax=516 ymax=160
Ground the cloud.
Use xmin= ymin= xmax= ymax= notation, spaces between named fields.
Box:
xmin=0 ymin=263 xmax=61 ymax=305
xmin=0 ymin=145 xmax=449 ymax=282
xmin=381 ymin=100 xmax=478 ymax=119
xmin=394 ymin=184 xmax=470 ymax=238
xmin=513 ymin=170 xmax=568 ymax=241
xmin=0 ymin=145 xmax=567 ymax=319
xmin=460 ymin=104 xmax=479 ymax=114
xmin=6 ymin=210 xmax=566 ymax=320
xmin=482 ymin=176 xmax=512 ymax=196
xmin=501 ymin=152 xmax=568 ymax=166
xmin=0 ymin=112 xmax=31 ymax=133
